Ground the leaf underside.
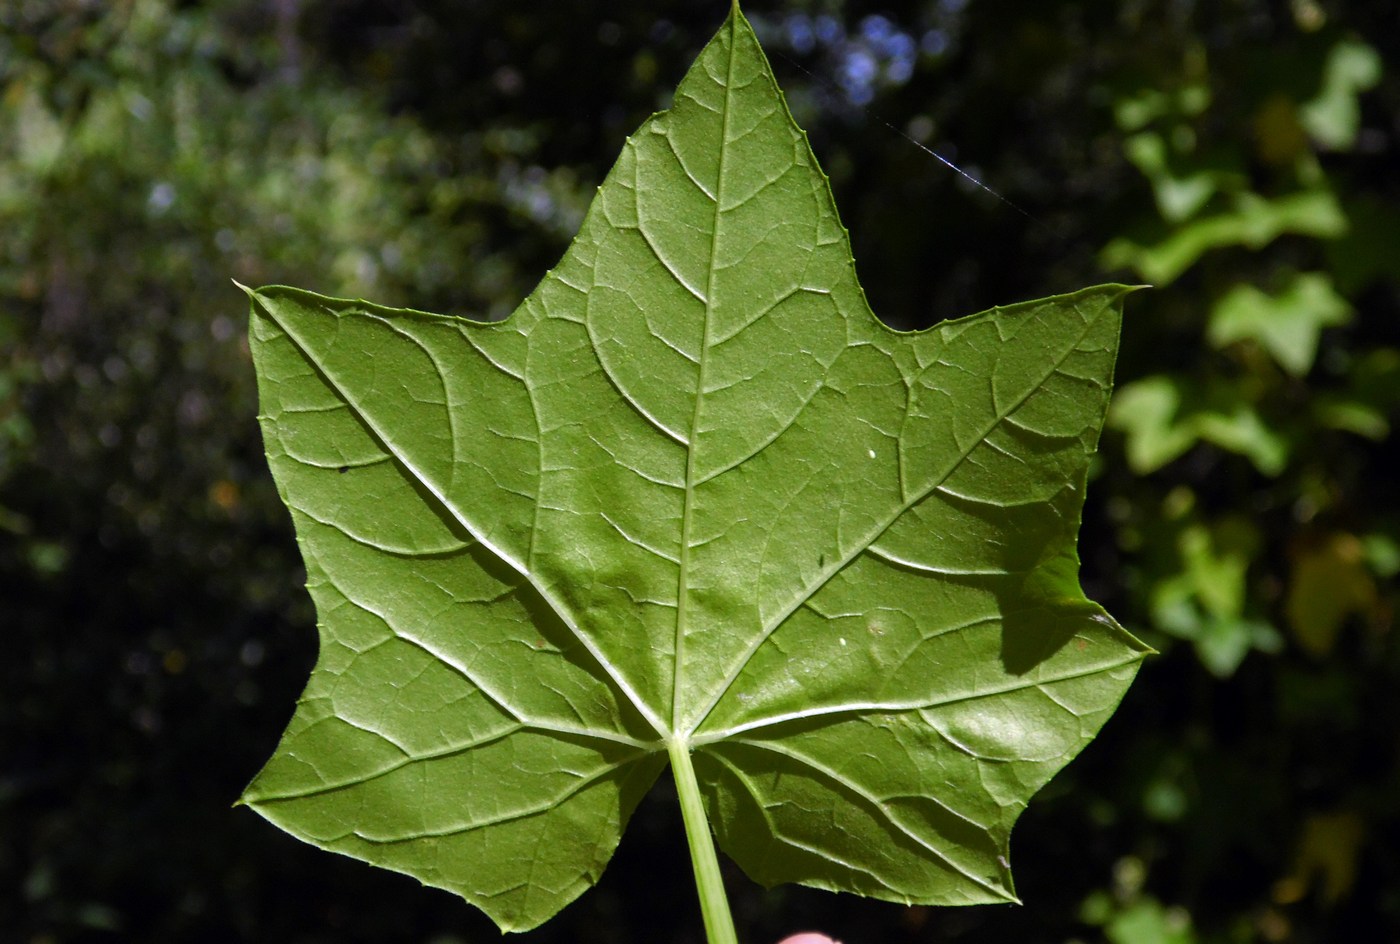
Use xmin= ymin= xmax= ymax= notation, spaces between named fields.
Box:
xmin=241 ymin=7 xmax=1147 ymax=933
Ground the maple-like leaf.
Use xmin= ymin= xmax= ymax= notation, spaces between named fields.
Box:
xmin=240 ymin=5 xmax=1147 ymax=934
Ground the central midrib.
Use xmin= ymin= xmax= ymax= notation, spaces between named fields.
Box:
xmin=672 ymin=18 xmax=739 ymax=736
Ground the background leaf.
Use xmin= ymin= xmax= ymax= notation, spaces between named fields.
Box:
xmin=1207 ymin=271 xmax=1351 ymax=377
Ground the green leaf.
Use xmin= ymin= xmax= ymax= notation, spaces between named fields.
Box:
xmin=1101 ymin=189 xmax=1346 ymax=285
xmin=1108 ymin=375 xmax=1289 ymax=476
xmin=1286 ymin=533 xmax=1377 ymax=658
xmin=1105 ymin=898 xmax=1197 ymax=944
xmin=1299 ymin=38 xmax=1382 ymax=151
xmin=1108 ymin=376 xmax=1201 ymax=473
xmin=240 ymin=7 xmax=1146 ymax=933
xmin=1207 ymin=271 xmax=1351 ymax=377
xmin=1111 ymin=84 xmax=1210 ymax=133
xmin=1122 ymin=131 xmax=1242 ymax=223
xmin=1147 ymin=517 xmax=1281 ymax=677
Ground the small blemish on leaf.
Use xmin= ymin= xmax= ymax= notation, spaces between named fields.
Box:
xmin=839 ymin=637 xmax=847 ymax=646
xmin=867 ymin=448 xmax=876 ymax=458
xmin=337 ymin=465 xmax=349 ymax=474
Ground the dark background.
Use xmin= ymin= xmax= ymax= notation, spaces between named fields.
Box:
xmin=3 ymin=1 xmax=1398 ymax=941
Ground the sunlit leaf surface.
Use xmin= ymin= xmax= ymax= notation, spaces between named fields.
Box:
xmin=242 ymin=7 xmax=1146 ymax=932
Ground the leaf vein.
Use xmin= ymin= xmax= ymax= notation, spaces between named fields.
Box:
xmin=689 ymin=304 xmax=1107 ymax=731
xmin=717 ymin=737 xmax=1006 ymax=897
xmin=346 ymin=754 xmax=645 ymax=845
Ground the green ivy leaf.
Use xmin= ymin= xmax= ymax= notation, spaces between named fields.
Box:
xmin=1299 ymin=38 xmax=1382 ymax=151
xmin=1101 ymin=189 xmax=1346 ymax=285
xmin=1109 ymin=375 xmax=1289 ymax=476
xmin=1208 ymin=271 xmax=1351 ymax=377
xmin=240 ymin=7 xmax=1146 ymax=933
xmin=1122 ymin=131 xmax=1241 ymax=223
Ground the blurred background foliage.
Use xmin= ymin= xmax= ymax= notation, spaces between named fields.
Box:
xmin=2 ymin=0 xmax=1396 ymax=941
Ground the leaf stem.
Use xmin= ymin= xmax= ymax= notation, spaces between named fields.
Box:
xmin=668 ymin=737 xmax=738 ymax=944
